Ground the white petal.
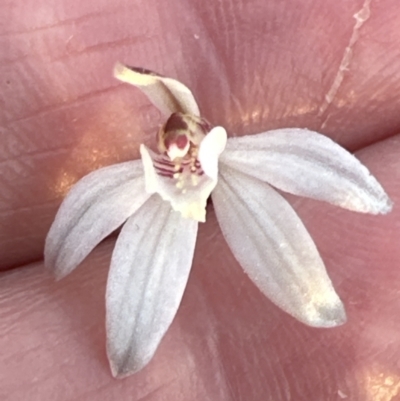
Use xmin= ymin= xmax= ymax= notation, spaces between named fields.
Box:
xmin=114 ymin=62 xmax=200 ymax=116
xmin=198 ymin=126 xmax=227 ymax=180
xmin=221 ymin=128 xmax=392 ymax=214
xmin=45 ymin=161 xmax=150 ymax=279
xmin=212 ymin=165 xmax=346 ymax=328
xmin=106 ymin=195 xmax=198 ymax=377
xmin=140 ymin=131 xmax=225 ymax=222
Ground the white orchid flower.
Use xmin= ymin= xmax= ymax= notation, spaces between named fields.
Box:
xmin=45 ymin=62 xmax=393 ymax=378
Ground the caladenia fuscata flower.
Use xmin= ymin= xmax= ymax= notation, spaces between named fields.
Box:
xmin=45 ymin=62 xmax=393 ymax=378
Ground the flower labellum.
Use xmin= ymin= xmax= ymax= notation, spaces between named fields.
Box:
xmin=45 ymin=62 xmax=393 ymax=378
xmin=141 ymin=112 xmax=226 ymax=222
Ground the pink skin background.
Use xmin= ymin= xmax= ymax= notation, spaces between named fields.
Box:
xmin=1 ymin=0 xmax=400 ymax=400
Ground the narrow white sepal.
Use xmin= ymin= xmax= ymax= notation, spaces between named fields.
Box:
xmin=44 ymin=161 xmax=150 ymax=279
xmin=106 ymin=195 xmax=198 ymax=377
xmin=212 ymin=165 xmax=346 ymax=328
xmin=114 ymin=62 xmax=200 ymax=116
xmin=221 ymin=128 xmax=392 ymax=214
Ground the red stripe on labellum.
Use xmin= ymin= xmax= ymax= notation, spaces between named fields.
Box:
xmin=154 ymin=166 xmax=181 ymax=174
xmin=154 ymin=158 xmax=175 ymax=167
xmin=157 ymin=172 xmax=175 ymax=178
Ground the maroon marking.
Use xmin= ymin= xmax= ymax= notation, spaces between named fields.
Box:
xmin=154 ymin=165 xmax=175 ymax=172
xmin=165 ymin=113 xmax=188 ymax=132
xmin=175 ymin=135 xmax=189 ymax=149
xmin=157 ymin=172 xmax=175 ymax=178
xmin=127 ymin=65 xmax=161 ymax=77
xmin=164 ymin=134 xmax=189 ymax=151
xmin=154 ymin=165 xmax=183 ymax=174
xmin=153 ymin=158 xmax=175 ymax=167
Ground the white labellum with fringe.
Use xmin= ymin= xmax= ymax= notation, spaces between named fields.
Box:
xmin=45 ymin=62 xmax=393 ymax=378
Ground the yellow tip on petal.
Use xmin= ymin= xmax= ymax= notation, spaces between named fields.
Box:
xmin=113 ymin=62 xmax=157 ymax=87
xmin=180 ymin=202 xmax=206 ymax=223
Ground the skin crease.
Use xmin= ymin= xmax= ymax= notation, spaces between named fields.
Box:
xmin=1 ymin=0 xmax=400 ymax=399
